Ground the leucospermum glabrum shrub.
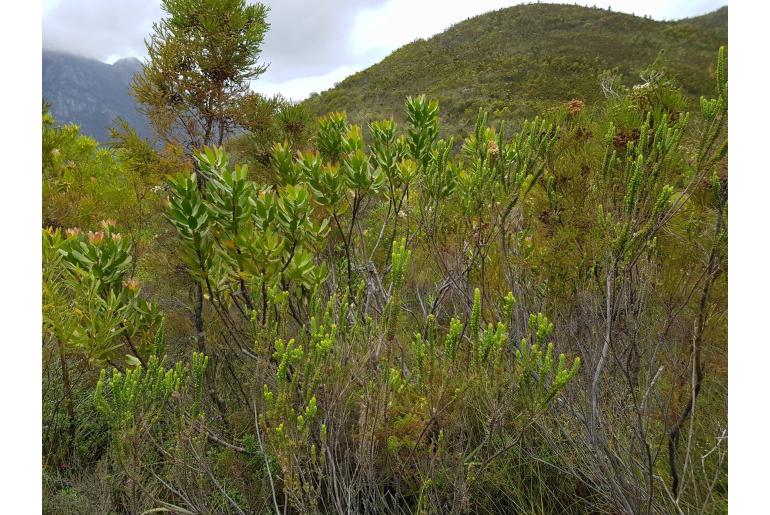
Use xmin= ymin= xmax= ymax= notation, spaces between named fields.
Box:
xmin=107 ymin=88 xmax=589 ymax=513
xmin=159 ymin=96 xmax=583 ymax=509
xmin=43 ymin=222 xmax=161 ymax=367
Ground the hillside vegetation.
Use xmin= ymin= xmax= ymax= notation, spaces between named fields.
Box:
xmin=303 ymin=4 xmax=727 ymax=137
xmin=42 ymin=1 xmax=728 ymax=513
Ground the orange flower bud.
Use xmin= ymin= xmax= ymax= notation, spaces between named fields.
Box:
xmin=567 ymin=99 xmax=585 ymax=115
xmin=487 ymin=140 xmax=499 ymax=158
xmin=123 ymin=278 xmax=141 ymax=292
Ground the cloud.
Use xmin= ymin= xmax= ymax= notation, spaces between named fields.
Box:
xmin=43 ymin=0 xmax=728 ymax=99
xmin=254 ymin=64 xmax=360 ymax=101
xmin=43 ymin=0 xmax=163 ymax=62
xmin=42 ymin=0 xmax=388 ymax=69
xmin=350 ymin=0 xmax=517 ymax=61
xmin=258 ymin=0 xmax=388 ymax=82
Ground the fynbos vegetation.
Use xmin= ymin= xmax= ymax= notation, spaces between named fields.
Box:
xmin=42 ymin=1 xmax=727 ymax=513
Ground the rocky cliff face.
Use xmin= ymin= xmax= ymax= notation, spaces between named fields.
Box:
xmin=42 ymin=50 xmax=151 ymax=141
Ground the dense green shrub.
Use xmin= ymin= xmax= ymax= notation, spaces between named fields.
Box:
xmin=43 ymin=39 xmax=727 ymax=514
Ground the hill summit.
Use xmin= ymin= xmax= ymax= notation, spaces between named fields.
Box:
xmin=303 ymin=4 xmax=727 ymax=137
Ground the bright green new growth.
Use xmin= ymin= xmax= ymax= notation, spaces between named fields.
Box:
xmin=390 ymin=237 xmax=411 ymax=290
xmin=516 ymin=338 xmax=580 ymax=410
xmin=529 ymin=312 xmax=554 ymax=345
xmin=386 ymin=237 xmax=412 ymax=342
xmin=316 ymin=112 xmax=349 ymax=163
xmin=502 ymin=291 xmax=516 ymax=323
xmin=94 ymin=352 xmax=209 ymax=452
xmin=476 ymin=322 xmax=507 ymax=366
xmin=469 ymin=287 xmax=482 ymax=342
xmin=445 ymin=317 xmax=463 ymax=360
xmin=405 ymin=95 xmax=439 ymax=169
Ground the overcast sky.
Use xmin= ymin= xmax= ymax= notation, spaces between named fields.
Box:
xmin=42 ymin=0 xmax=728 ymax=101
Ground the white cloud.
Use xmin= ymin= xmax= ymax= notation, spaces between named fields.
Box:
xmin=351 ymin=0 xmax=514 ymax=61
xmin=254 ymin=65 xmax=362 ymax=102
xmin=43 ymin=0 xmax=162 ymax=60
xmin=42 ymin=0 xmax=61 ymax=14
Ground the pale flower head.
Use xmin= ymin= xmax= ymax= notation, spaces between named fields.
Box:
xmin=87 ymin=231 xmax=105 ymax=244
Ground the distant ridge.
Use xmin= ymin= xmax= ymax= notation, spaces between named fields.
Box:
xmin=41 ymin=5 xmax=727 ymax=143
xmin=42 ymin=50 xmax=151 ymax=142
xmin=302 ymin=4 xmax=728 ymax=137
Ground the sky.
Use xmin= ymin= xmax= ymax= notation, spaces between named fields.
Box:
xmin=42 ymin=0 xmax=728 ymax=101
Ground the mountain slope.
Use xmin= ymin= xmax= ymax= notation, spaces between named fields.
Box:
xmin=42 ymin=50 xmax=151 ymax=141
xmin=303 ymin=4 xmax=727 ymax=137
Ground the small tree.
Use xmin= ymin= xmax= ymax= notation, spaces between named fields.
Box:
xmin=133 ymin=0 xmax=270 ymax=161
xmin=132 ymin=0 xmax=270 ymax=407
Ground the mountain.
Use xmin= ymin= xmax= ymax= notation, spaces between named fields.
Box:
xmin=42 ymin=50 xmax=151 ymax=142
xmin=302 ymin=4 xmax=727 ymax=137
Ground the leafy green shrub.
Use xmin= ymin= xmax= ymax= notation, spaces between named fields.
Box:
xmin=42 ymin=44 xmax=728 ymax=514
